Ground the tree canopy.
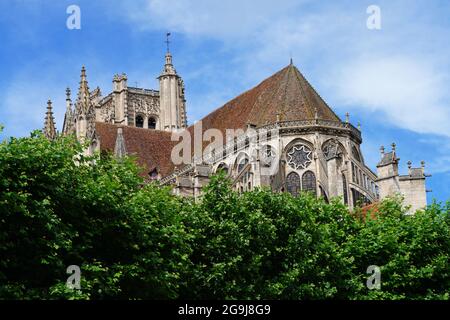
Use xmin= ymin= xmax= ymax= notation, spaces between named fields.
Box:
xmin=0 ymin=129 xmax=449 ymax=300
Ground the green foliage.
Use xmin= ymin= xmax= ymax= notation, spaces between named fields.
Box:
xmin=0 ymin=130 xmax=449 ymax=300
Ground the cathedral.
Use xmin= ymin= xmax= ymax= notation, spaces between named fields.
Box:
xmin=42 ymin=46 xmax=429 ymax=213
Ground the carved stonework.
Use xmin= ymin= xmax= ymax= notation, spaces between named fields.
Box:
xmin=128 ymin=93 xmax=160 ymax=117
xmin=322 ymin=139 xmax=345 ymax=161
xmin=99 ymin=98 xmax=115 ymax=123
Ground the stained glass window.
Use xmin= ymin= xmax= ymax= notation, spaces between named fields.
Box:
xmin=286 ymin=172 xmax=301 ymax=197
xmin=238 ymin=157 xmax=249 ymax=173
xmin=302 ymin=171 xmax=316 ymax=196
xmin=287 ymin=144 xmax=312 ymax=170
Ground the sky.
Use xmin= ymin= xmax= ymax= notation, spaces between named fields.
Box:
xmin=0 ymin=0 xmax=449 ymax=203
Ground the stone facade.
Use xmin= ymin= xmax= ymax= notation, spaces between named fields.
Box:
xmin=46 ymin=48 xmax=429 ymax=212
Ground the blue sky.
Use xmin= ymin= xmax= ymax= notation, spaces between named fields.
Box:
xmin=0 ymin=0 xmax=449 ymax=203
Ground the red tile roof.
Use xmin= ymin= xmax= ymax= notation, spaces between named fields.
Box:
xmin=188 ymin=63 xmax=341 ymax=136
xmin=95 ymin=122 xmax=177 ymax=178
xmin=95 ymin=64 xmax=342 ymax=178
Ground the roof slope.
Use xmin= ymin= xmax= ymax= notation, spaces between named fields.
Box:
xmin=192 ymin=63 xmax=341 ymax=134
xmin=95 ymin=122 xmax=177 ymax=177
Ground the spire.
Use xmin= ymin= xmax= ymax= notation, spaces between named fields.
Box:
xmin=161 ymin=33 xmax=176 ymax=75
xmin=114 ymin=127 xmax=127 ymax=159
xmin=76 ymin=66 xmax=91 ymax=114
xmin=62 ymin=87 xmax=74 ymax=135
xmin=65 ymin=87 xmax=73 ymax=113
xmin=44 ymin=99 xmax=57 ymax=140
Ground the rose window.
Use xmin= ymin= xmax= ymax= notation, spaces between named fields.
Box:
xmin=287 ymin=144 xmax=312 ymax=170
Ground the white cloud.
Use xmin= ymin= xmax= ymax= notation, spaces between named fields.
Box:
xmin=117 ymin=1 xmax=450 ymax=139
xmin=122 ymin=0 xmax=305 ymax=40
xmin=330 ymin=55 xmax=450 ymax=136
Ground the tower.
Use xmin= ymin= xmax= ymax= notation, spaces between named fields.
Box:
xmin=376 ymin=143 xmax=400 ymax=199
xmin=376 ymin=143 xmax=428 ymax=213
xmin=158 ymin=34 xmax=187 ymax=131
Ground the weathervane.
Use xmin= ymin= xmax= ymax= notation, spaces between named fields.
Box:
xmin=165 ymin=32 xmax=171 ymax=53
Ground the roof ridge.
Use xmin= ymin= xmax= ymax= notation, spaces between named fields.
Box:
xmin=280 ymin=64 xmax=294 ymax=120
xmin=292 ymin=65 xmax=314 ymax=119
xmin=292 ymin=66 xmax=341 ymax=121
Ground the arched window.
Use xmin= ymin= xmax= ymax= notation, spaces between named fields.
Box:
xmin=148 ymin=117 xmax=156 ymax=129
xmin=216 ymin=163 xmax=229 ymax=175
xmin=286 ymin=172 xmax=301 ymax=197
xmin=238 ymin=157 xmax=249 ymax=173
xmin=342 ymin=174 xmax=348 ymax=204
xmin=136 ymin=115 xmax=144 ymax=128
xmin=302 ymin=171 xmax=317 ymax=196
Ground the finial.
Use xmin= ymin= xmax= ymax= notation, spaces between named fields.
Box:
xmin=357 ymin=121 xmax=361 ymax=130
xmin=80 ymin=66 xmax=87 ymax=81
xmin=380 ymin=145 xmax=385 ymax=155
xmin=421 ymin=160 xmax=425 ymax=168
xmin=391 ymin=142 xmax=396 ymax=152
xmin=66 ymin=87 xmax=71 ymax=100
xmin=290 ymin=57 xmax=293 ymax=65
xmin=407 ymin=161 xmax=412 ymax=169
xmin=345 ymin=112 xmax=349 ymax=123
xmin=47 ymin=99 xmax=52 ymax=109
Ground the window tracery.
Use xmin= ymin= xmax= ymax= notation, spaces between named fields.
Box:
xmin=287 ymin=144 xmax=312 ymax=170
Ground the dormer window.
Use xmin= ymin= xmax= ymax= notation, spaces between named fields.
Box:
xmin=149 ymin=169 xmax=158 ymax=180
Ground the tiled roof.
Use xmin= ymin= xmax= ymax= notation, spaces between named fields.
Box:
xmin=95 ymin=122 xmax=177 ymax=178
xmin=189 ymin=63 xmax=341 ymax=136
xmin=95 ymin=64 xmax=343 ymax=179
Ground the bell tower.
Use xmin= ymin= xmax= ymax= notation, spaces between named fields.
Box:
xmin=158 ymin=33 xmax=187 ymax=131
